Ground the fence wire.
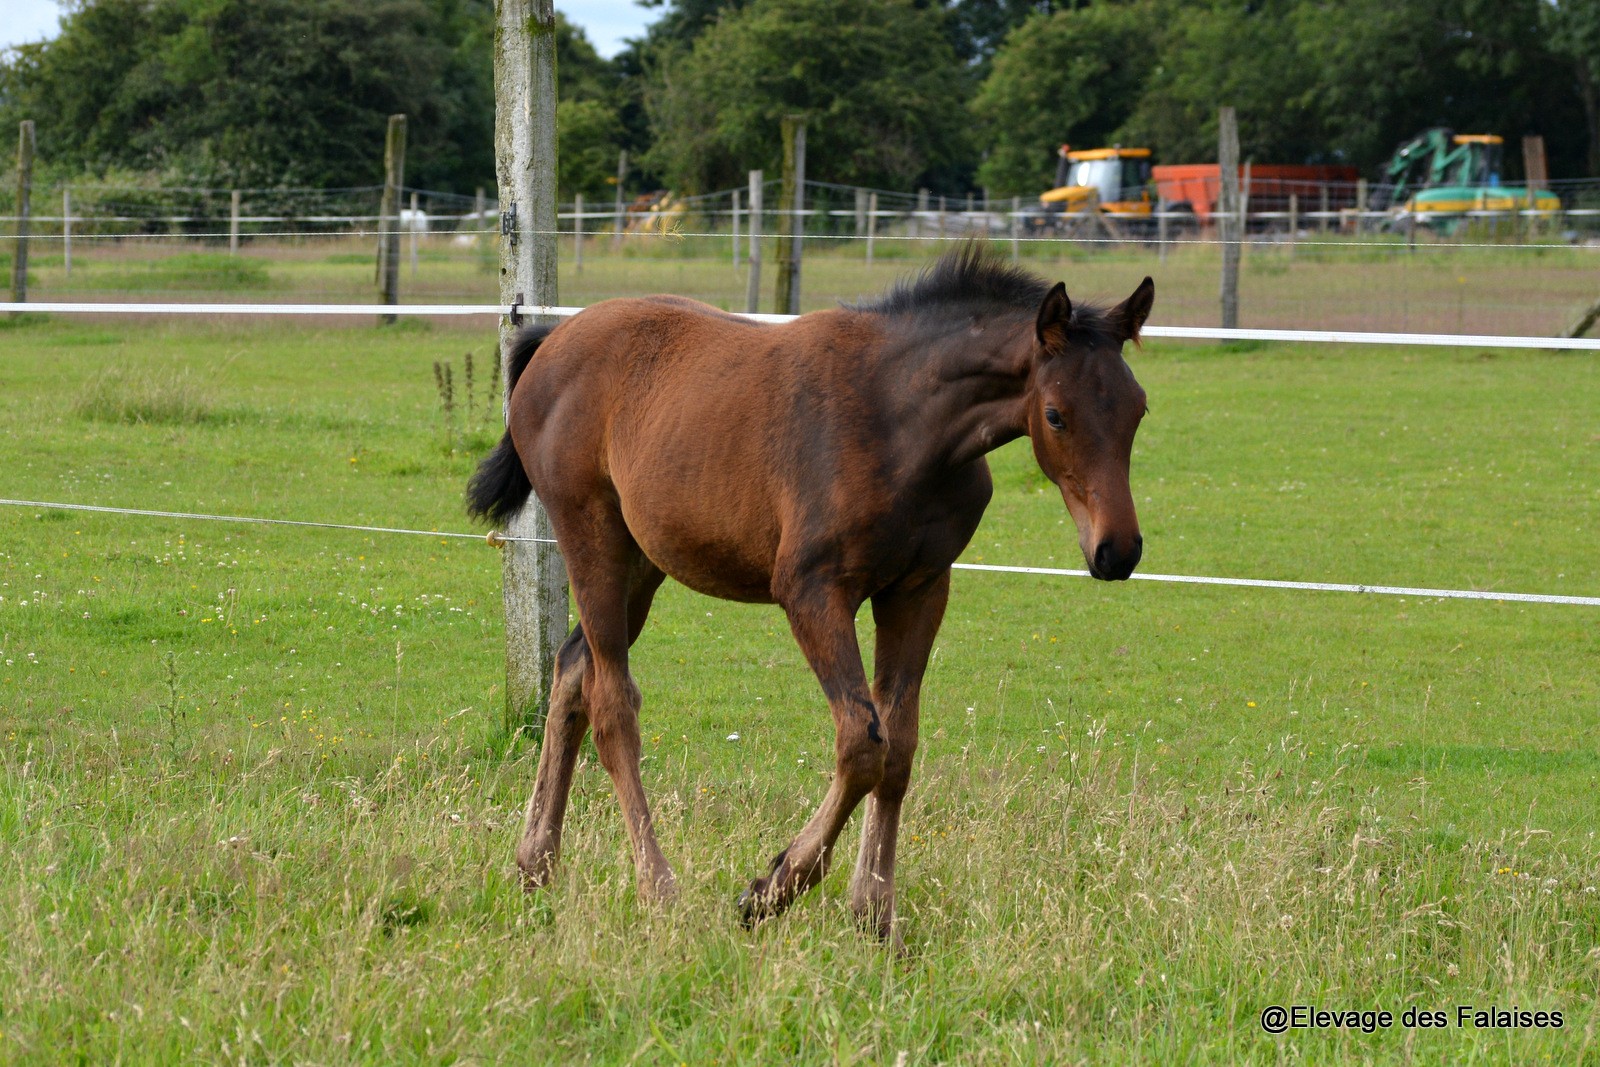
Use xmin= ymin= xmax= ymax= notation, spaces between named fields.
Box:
xmin=6 ymin=179 xmax=1600 ymax=338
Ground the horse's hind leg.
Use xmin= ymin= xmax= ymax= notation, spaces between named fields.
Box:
xmin=741 ymin=581 xmax=885 ymax=924
xmin=516 ymin=554 xmax=667 ymax=893
xmin=848 ymin=572 xmax=949 ymax=944
xmin=516 ymin=625 xmax=591 ymax=888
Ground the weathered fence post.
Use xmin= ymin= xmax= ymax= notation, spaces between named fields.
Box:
xmin=1319 ymin=183 xmax=1330 ymax=234
xmin=611 ymin=148 xmax=628 ymax=249
xmin=1010 ymin=195 xmax=1021 ymax=262
xmin=229 ymin=189 xmax=241 ymax=255
xmin=773 ymin=115 xmax=805 ymax=315
xmin=376 ymin=113 xmax=406 ymax=325
xmin=1355 ymin=178 xmax=1368 ymax=235
xmin=494 ymin=0 xmax=567 ymax=737
xmin=11 ymin=121 xmax=34 ymax=306
xmin=916 ymin=187 xmax=929 ymax=241
xmin=1158 ymin=198 xmax=1169 ymax=264
xmin=745 ymin=169 xmax=763 ymax=313
xmin=62 ymin=187 xmax=71 ymax=278
xmin=1218 ymin=106 xmax=1240 ymax=331
xmin=1523 ymin=135 xmax=1548 ymax=240
xmin=573 ymin=192 xmax=584 ymax=273
xmin=731 ymin=187 xmax=741 ymax=271
xmin=854 ymin=187 xmax=866 ymax=237
xmin=409 ymin=190 xmax=420 ymax=278
xmin=1287 ymin=192 xmax=1298 ymax=261
xmin=867 ymin=190 xmax=878 ymax=266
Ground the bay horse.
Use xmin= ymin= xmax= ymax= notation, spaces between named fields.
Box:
xmin=468 ymin=246 xmax=1151 ymax=939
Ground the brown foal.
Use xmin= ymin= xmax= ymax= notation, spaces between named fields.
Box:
xmin=468 ymin=246 xmax=1152 ymax=939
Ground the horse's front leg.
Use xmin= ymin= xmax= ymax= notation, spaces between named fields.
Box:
xmin=849 ymin=571 xmax=950 ymax=945
xmin=740 ymin=582 xmax=884 ymax=925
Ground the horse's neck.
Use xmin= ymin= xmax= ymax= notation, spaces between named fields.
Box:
xmin=920 ymin=316 xmax=1033 ymax=470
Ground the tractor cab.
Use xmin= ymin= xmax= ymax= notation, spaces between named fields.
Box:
xmin=1040 ymin=146 xmax=1153 ymax=216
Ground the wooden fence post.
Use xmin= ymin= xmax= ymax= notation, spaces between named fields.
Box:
xmin=774 ymin=115 xmax=805 ymax=315
xmin=229 ymin=189 xmax=241 ymax=255
xmin=493 ymin=0 xmax=567 ymax=737
xmin=1355 ymin=178 xmax=1368 ymax=235
xmin=1010 ymin=195 xmax=1021 ymax=262
xmin=473 ymin=186 xmax=487 ymax=255
xmin=11 ymin=121 xmax=34 ymax=306
xmin=867 ymin=191 xmax=878 ymax=267
xmin=1288 ymin=192 xmax=1298 ymax=261
xmin=1319 ymin=182 xmax=1329 ymax=234
xmin=376 ymin=113 xmax=406 ymax=325
xmin=62 ymin=187 xmax=71 ymax=278
xmin=1158 ymin=198 xmax=1169 ymax=264
xmin=731 ymin=187 xmax=741 ymax=271
xmin=745 ymin=169 xmax=763 ymax=313
xmin=611 ymin=148 xmax=628 ymax=249
xmin=1218 ymin=106 xmax=1240 ymax=331
xmin=409 ymin=190 xmax=420 ymax=278
xmin=1523 ymin=135 xmax=1548 ymax=239
xmin=573 ymin=192 xmax=584 ymax=273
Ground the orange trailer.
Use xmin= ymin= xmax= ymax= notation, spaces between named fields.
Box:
xmin=1152 ymin=164 xmax=1360 ymax=222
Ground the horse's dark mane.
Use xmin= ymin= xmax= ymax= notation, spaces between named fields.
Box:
xmin=854 ymin=244 xmax=1117 ymax=344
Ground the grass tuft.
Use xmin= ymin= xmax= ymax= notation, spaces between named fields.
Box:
xmin=74 ymin=365 xmax=217 ymax=425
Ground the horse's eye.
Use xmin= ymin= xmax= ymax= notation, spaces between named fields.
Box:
xmin=1044 ymin=407 xmax=1065 ymax=431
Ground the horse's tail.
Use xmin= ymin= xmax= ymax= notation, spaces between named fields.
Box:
xmin=466 ymin=324 xmax=552 ymax=525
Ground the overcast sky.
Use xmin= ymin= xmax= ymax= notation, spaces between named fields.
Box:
xmin=0 ymin=1 xmax=655 ymax=57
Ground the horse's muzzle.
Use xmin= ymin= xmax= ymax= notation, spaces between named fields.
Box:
xmin=1090 ymin=536 xmax=1142 ymax=582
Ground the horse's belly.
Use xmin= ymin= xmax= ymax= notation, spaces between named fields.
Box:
xmin=620 ymin=495 xmax=779 ymax=604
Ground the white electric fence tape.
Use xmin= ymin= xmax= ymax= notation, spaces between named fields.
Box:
xmin=4 ymin=301 xmax=1600 ymax=350
xmin=1 ymin=499 xmax=1593 ymax=608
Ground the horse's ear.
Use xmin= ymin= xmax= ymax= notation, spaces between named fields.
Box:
xmin=1113 ymin=276 xmax=1155 ymax=346
xmin=1035 ymin=281 xmax=1072 ymax=344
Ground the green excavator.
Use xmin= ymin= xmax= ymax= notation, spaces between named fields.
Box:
xmin=1380 ymin=128 xmax=1559 ymax=230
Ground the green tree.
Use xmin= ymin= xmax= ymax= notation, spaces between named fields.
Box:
xmin=969 ymin=1 xmax=1160 ymax=196
xmin=942 ymin=0 xmax=1078 ymax=67
xmin=0 ymin=0 xmax=494 ymax=190
xmin=1118 ymin=0 xmax=1320 ymax=166
xmin=1540 ymin=0 xmax=1600 ymax=174
xmin=643 ymin=0 xmax=970 ymax=193
xmin=554 ymin=15 xmax=628 ymax=197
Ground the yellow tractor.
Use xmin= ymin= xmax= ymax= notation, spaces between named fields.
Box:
xmin=1028 ymin=146 xmax=1154 ymax=231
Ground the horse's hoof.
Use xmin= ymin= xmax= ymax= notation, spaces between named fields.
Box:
xmin=640 ymin=870 xmax=679 ymax=906
xmin=516 ymin=847 xmax=556 ymax=892
xmin=737 ymin=882 xmax=775 ymax=928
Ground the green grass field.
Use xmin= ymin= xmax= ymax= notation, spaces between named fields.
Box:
xmin=1 ymin=278 xmax=1598 ymax=1063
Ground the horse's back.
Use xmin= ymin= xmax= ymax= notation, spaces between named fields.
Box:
xmin=510 ymin=297 xmax=851 ymax=601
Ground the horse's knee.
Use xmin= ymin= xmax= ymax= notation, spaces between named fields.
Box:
xmin=877 ymin=741 xmax=917 ymax=803
xmin=837 ymin=725 xmax=888 ymax=792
